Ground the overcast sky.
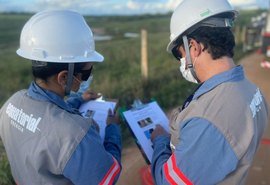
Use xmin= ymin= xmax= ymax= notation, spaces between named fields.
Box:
xmin=0 ymin=0 xmax=269 ymax=15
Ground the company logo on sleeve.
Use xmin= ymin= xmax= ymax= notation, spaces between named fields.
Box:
xmin=250 ymin=88 xmax=263 ymax=118
xmin=5 ymin=103 xmax=42 ymax=133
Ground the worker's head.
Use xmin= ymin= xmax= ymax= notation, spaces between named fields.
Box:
xmin=31 ymin=61 xmax=93 ymax=94
xmin=167 ymin=0 xmax=237 ymax=83
xmin=17 ymin=10 xmax=103 ymax=95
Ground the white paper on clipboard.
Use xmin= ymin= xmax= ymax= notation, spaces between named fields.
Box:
xmin=122 ymin=101 xmax=169 ymax=164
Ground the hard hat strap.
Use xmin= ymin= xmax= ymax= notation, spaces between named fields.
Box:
xmin=187 ymin=17 xmax=233 ymax=36
xmin=182 ymin=35 xmax=200 ymax=83
xmin=32 ymin=60 xmax=47 ymax=67
xmin=199 ymin=17 xmax=233 ymax=28
xmin=65 ymin=63 xmax=75 ymax=95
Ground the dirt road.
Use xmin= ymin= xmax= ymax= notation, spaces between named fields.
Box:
xmin=117 ymin=52 xmax=270 ymax=185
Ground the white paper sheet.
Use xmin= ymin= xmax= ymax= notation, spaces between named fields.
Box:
xmin=79 ymin=99 xmax=117 ymax=141
xmin=123 ymin=101 xmax=169 ymax=164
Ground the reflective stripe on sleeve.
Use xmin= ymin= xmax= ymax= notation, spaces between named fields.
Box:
xmin=99 ymin=157 xmax=120 ymax=185
xmin=163 ymin=153 xmax=193 ymax=185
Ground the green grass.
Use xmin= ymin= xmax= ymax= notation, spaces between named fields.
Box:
xmin=0 ymin=10 xmax=264 ymax=184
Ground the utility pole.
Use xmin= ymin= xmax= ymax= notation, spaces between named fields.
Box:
xmin=141 ymin=29 xmax=148 ymax=80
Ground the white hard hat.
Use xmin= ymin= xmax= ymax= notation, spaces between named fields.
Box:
xmin=167 ymin=0 xmax=237 ymax=52
xmin=17 ymin=10 xmax=104 ymax=63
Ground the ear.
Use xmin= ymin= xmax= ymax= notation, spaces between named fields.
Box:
xmin=189 ymin=39 xmax=202 ymax=58
xmin=57 ymin=70 xmax=68 ymax=87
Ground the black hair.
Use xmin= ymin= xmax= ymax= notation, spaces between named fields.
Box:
xmin=188 ymin=26 xmax=235 ymax=60
xmin=32 ymin=61 xmax=85 ymax=81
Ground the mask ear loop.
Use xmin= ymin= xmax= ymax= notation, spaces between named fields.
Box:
xmin=65 ymin=63 xmax=74 ymax=95
xmin=182 ymin=35 xmax=200 ymax=83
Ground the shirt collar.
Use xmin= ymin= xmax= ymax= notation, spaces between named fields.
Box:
xmin=27 ymin=81 xmax=76 ymax=113
xmin=193 ymin=65 xmax=245 ymax=100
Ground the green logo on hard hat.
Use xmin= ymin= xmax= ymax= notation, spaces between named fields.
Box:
xmin=200 ymin=9 xmax=212 ymax=17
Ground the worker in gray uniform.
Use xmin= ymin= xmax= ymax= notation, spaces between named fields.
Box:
xmin=150 ymin=0 xmax=268 ymax=184
xmin=0 ymin=10 xmax=121 ymax=185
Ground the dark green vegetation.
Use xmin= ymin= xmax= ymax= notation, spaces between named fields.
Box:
xmin=0 ymin=9 xmax=264 ymax=184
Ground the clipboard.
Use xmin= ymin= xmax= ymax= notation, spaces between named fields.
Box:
xmin=121 ymin=99 xmax=169 ymax=164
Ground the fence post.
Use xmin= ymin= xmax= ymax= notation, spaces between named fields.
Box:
xmin=141 ymin=29 xmax=148 ymax=80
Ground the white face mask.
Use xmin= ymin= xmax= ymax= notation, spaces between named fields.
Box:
xmin=179 ymin=57 xmax=198 ymax=84
xmin=70 ymin=75 xmax=93 ymax=96
xmin=77 ymin=75 xmax=93 ymax=95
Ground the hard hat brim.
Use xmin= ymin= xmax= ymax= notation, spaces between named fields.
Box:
xmin=88 ymin=51 xmax=104 ymax=63
xmin=16 ymin=49 xmax=104 ymax=63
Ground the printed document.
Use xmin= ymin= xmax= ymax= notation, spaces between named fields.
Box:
xmin=79 ymin=99 xmax=117 ymax=141
xmin=123 ymin=101 xmax=169 ymax=164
